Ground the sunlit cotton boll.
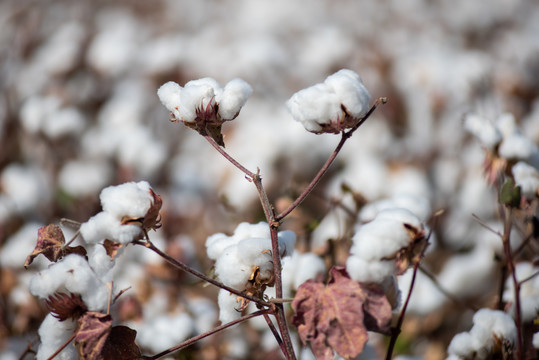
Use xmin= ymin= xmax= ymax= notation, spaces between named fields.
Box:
xmin=286 ymin=69 xmax=370 ymax=134
xmin=346 ymin=208 xmax=423 ymax=283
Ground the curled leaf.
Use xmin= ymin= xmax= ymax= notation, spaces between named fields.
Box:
xmin=24 ymin=224 xmax=87 ymax=268
xmin=292 ymin=266 xmax=392 ymax=360
xmin=75 ymin=312 xmax=112 ymax=360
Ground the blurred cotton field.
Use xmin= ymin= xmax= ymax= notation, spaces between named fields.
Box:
xmin=1 ymin=0 xmax=539 ymax=359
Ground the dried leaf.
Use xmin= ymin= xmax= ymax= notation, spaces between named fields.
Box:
xmin=103 ymin=240 xmax=123 ymax=260
xmin=102 ymin=326 xmax=141 ymax=360
xmin=392 ymin=223 xmax=428 ymax=275
xmin=75 ymin=312 xmax=112 ymax=360
xmin=46 ymin=292 xmax=88 ymax=321
xmin=292 ymin=267 xmax=392 ymax=360
xmin=24 ymin=224 xmax=87 ymax=268
xmin=142 ymin=188 xmax=163 ymax=231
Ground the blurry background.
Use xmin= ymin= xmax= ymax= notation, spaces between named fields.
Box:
xmin=1 ymin=0 xmax=538 ymax=359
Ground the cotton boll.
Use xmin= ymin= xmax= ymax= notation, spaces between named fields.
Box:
xmin=346 ymin=255 xmax=397 ymax=283
xmin=186 ymin=297 xmax=218 ymax=334
xmin=499 ymin=133 xmax=539 ymax=161
xmin=30 ymin=254 xmax=110 ymax=312
xmin=503 ymin=262 xmax=539 ymax=322
xmin=135 ymin=312 xmax=194 ymax=353
xmin=310 ymin=206 xmax=351 ymax=250
xmin=218 ymin=78 xmax=253 ymax=120
xmin=447 ymin=332 xmax=475 ymax=359
xmin=0 ymin=163 xmax=50 ymax=215
xmin=512 ymin=161 xmax=539 ymax=197
xmin=36 ymin=314 xmax=77 ymax=360
xmin=80 ymin=211 xmax=141 ymax=245
xmin=217 ymin=289 xmax=242 ymax=324
xmin=324 ymin=69 xmax=370 ymax=118
xmin=100 ymin=181 xmax=152 ymax=219
xmin=58 ymin=160 xmax=113 ymax=198
xmin=179 ymin=84 xmax=216 ymax=123
xmin=464 ymin=113 xmax=502 ymax=149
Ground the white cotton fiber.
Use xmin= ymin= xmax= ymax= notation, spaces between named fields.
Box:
xmin=157 ymin=81 xmax=182 ymax=121
xmin=447 ymin=308 xmax=516 ymax=359
xmin=217 ymin=289 xmax=242 ymax=324
xmin=100 ymin=181 xmax=152 ymax=219
xmin=36 ymin=314 xmax=77 ymax=360
xmin=324 ymin=69 xmax=370 ymax=118
xmin=464 ymin=113 xmax=502 ymax=149
xmin=218 ymin=78 xmax=253 ymax=119
xmin=512 ymin=161 xmax=539 ymax=197
xmin=29 ymin=254 xmax=110 ymax=312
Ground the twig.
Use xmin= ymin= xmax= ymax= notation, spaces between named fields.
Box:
xmin=135 ymin=236 xmax=271 ymax=308
xmin=276 ymin=97 xmax=387 ymax=221
xmin=501 ymin=207 xmax=523 ymax=360
xmin=263 ymin=313 xmax=286 ymax=356
xmin=203 ymin=133 xmax=255 ymax=179
xmin=143 ymin=309 xmax=271 ymax=360
xmin=46 ymin=332 xmax=76 ymax=360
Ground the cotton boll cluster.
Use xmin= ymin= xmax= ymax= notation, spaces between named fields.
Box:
xmin=80 ymin=181 xmax=160 ymax=245
xmin=286 ymin=69 xmax=371 ymax=134
xmin=503 ymin=262 xmax=539 ymax=322
xmin=346 ymin=208 xmax=426 ymax=284
xmin=157 ymin=77 xmax=253 ymax=124
xmin=446 ymin=308 xmax=516 ymax=360
xmin=206 ymin=222 xmax=295 ymax=322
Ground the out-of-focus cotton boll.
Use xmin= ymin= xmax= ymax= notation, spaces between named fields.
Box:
xmin=398 ymin=268 xmax=445 ymax=315
xmin=29 ymin=254 xmax=110 ymax=312
xmin=512 ymin=161 xmax=539 ymax=197
xmin=347 ymin=208 xmax=424 ymax=283
xmin=533 ymin=332 xmax=539 ymax=349
xmin=134 ymin=312 xmax=194 ymax=353
xmin=503 ymin=262 xmax=539 ymax=322
xmin=36 ymin=314 xmax=77 ymax=360
xmin=20 ymin=96 xmax=86 ymax=139
xmin=464 ymin=113 xmax=502 ymax=149
xmin=437 ymin=243 xmax=496 ymax=298
xmin=86 ymin=11 xmax=142 ymax=76
xmin=310 ymin=206 xmax=351 ymax=251
xmin=186 ymin=297 xmax=218 ymax=335
xmin=281 ymin=252 xmax=326 ymax=297
xmin=58 ymin=160 xmax=113 ymax=198
xmin=447 ymin=308 xmax=516 ymax=360
xmin=499 ymin=133 xmax=539 ymax=161
xmin=0 ymin=164 xmax=50 ymax=215
xmin=359 ymin=194 xmax=431 ymax=223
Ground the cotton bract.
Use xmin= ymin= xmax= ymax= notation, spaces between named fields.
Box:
xmin=286 ymin=69 xmax=370 ymax=134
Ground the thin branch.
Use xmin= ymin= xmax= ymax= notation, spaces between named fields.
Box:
xmin=276 ymin=97 xmax=387 ymax=221
xmin=203 ymin=133 xmax=255 ymax=179
xmin=501 ymin=207 xmax=523 ymax=360
xmin=263 ymin=313 xmax=286 ymax=357
xmin=471 ymin=213 xmax=503 ymax=237
xmin=143 ymin=309 xmax=271 ymax=360
xmin=135 ymin=237 xmax=271 ymax=308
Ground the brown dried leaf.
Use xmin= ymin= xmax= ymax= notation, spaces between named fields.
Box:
xmin=46 ymin=292 xmax=88 ymax=321
xmin=102 ymin=326 xmax=141 ymax=360
xmin=292 ymin=266 xmax=392 ymax=360
xmin=24 ymin=224 xmax=87 ymax=268
xmin=75 ymin=312 xmax=112 ymax=360
xmin=142 ymin=188 xmax=163 ymax=231
xmin=103 ymin=240 xmax=123 ymax=260
xmin=393 ymin=223 xmax=427 ymax=275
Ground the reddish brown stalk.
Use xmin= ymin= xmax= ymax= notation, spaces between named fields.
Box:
xmin=276 ymin=97 xmax=387 ymax=221
xmin=143 ymin=309 xmax=271 ymax=360
xmin=203 ymin=133 xmax=255 ymax=179
xmin=46 ymin=332 xmax=76 ymax=360
xmin=501 ymin=207 xmax=523 ymax=360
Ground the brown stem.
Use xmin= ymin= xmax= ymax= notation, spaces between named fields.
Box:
xmin=263 ymin=313 xmax=286 ymax=356
xmin=385 ymin=261 xmax=419 ymax=360
xmin=502 ymin=207 xmax=523 ymax=360
xmin=135 ymin=238 xmax=270 ymax=307
xmin=203 ymin=133 xmax=256 ymax=179
xmin=143 ymin=309 xmax=271 ymax=360
xmin=276 ymin=97 xmax=387 ymax=221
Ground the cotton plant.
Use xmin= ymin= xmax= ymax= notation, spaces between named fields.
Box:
xmin=24 ymin=70 xmax=397 ymax=360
